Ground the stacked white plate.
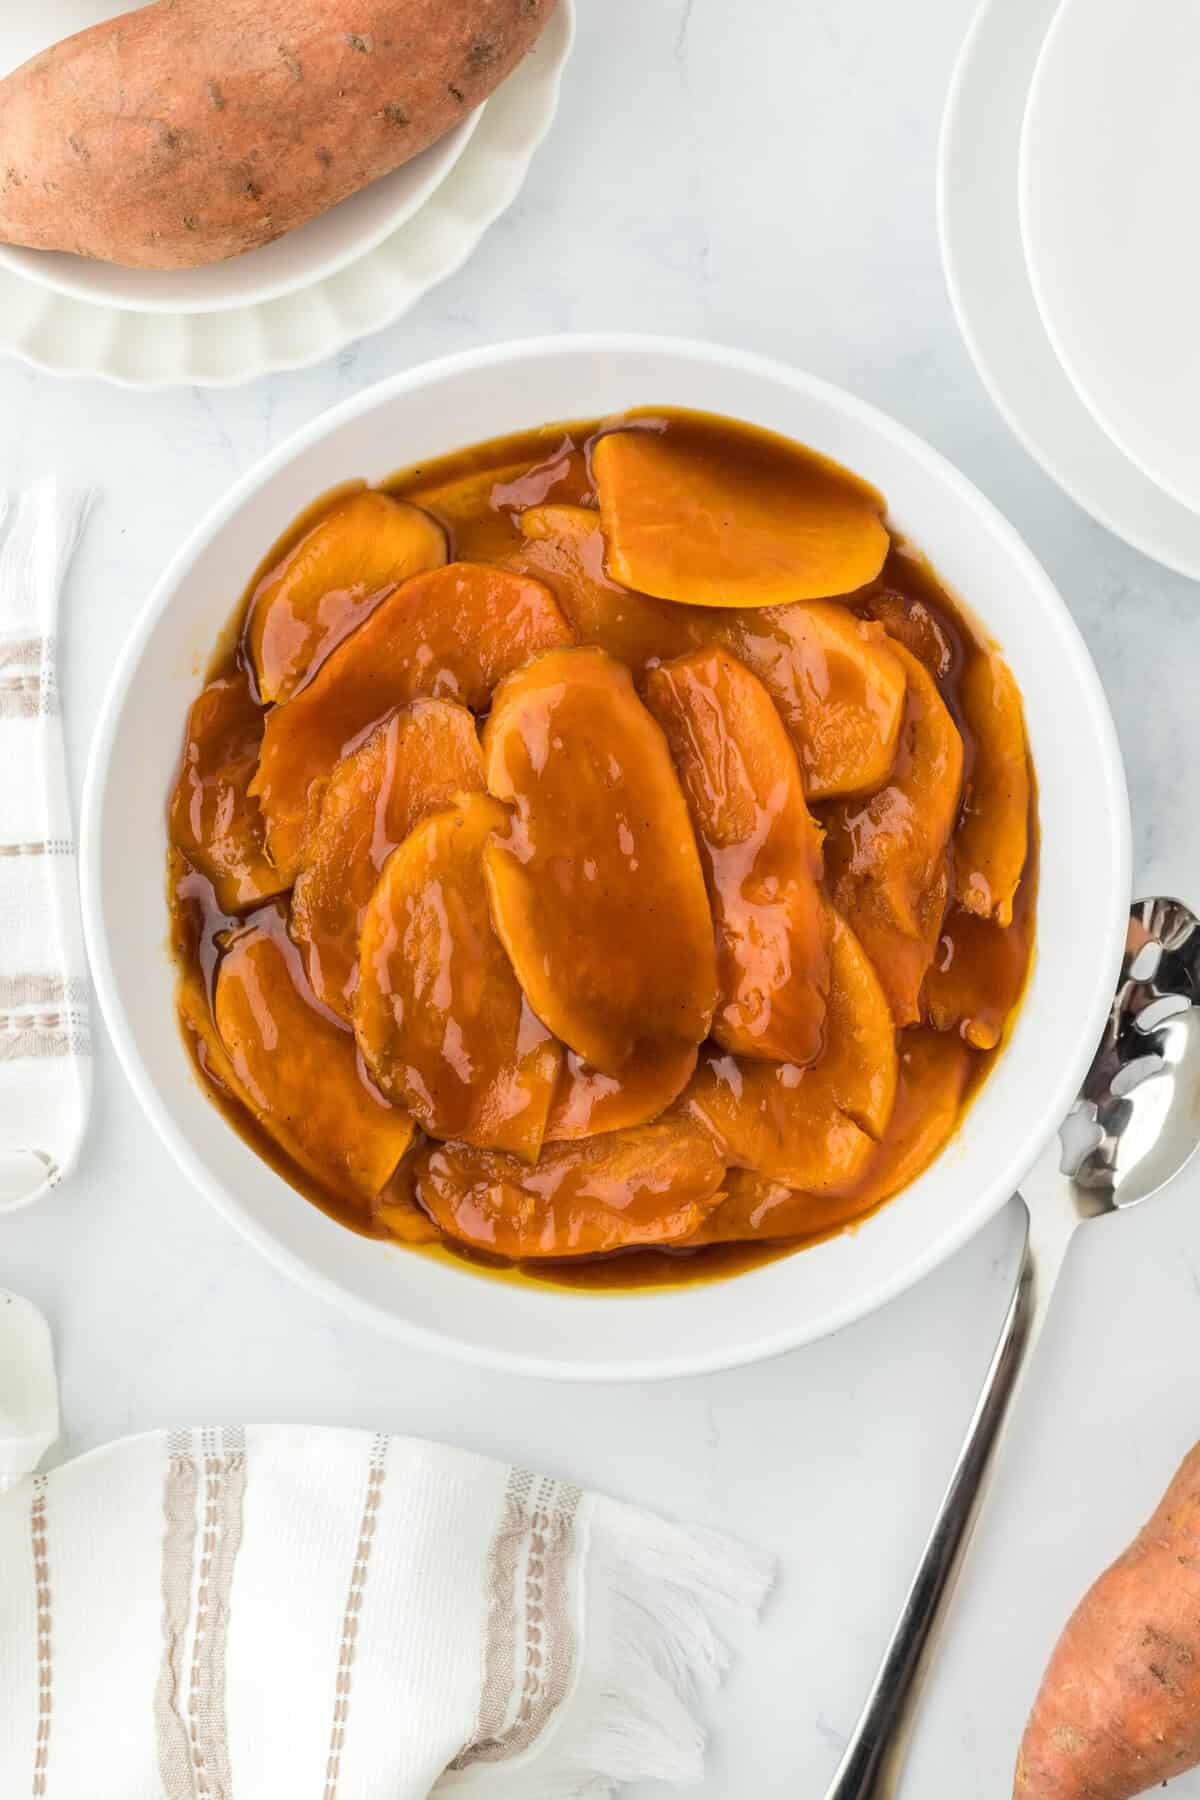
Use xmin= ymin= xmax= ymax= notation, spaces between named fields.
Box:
xmin=0 ymin=1 xmax=573 ymax=387
xmin=940 ymin=0 xmax=1200 ymax=577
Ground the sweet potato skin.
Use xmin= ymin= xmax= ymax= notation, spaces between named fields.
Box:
xmin=1015 ymin=1440 xmax=1200 ymax=1799
xmin=0 ymin=0 xmax=555 ymax=269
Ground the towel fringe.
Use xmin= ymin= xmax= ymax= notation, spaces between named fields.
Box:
xmin=440 ymin=1497 xmax=775 ymax=1798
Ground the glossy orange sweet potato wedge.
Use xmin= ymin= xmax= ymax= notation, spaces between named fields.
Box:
xmin=250 ymin=563 xmax=572 ymax=883
xmin=412 ymin=1116 xmax=726 ymax=1259
xmin=212 ymin=913 xmax=412 ymax=1205
xmin=168 ymin=671 xmax=286 ymax=915
xmin=828 ymin=1028 xmax=973 ymax=1210
xmin=354 ymin=793 xmax=561 ymax=1161
xmin=686 ymin=1048 xmax=874 ymax=1194
xmin=512 ymin=504 xmax=702 ymax=669
xmin=683 ymin=905 xmax=897 ymax=1184
xmin=545 ymin=1040 xmax=699 ymax=1141
xmin=247 ymin=491 xmax=447 ymax=705
xmin=820 ymin=908 xmax=899 ymax=1139
xmin=954 ymin=651 xmax=1030 ymax=926
xmin=290 ymin=699 xmax=484 ymax=1021
xmin=482 ymin=646 xmax=717 ymax=1074
xmin=689 ymin=1021 xmax=964 ymax=1241
xmin=724 ymin=603 xmax=907 ymax=800
xmin=644 ymin=646 xmax=829 ymax=1065
xmin=864 ymin=586 xmax=955 ymax=680
xmin=823 ymin=642 xmax=964 ymax=1023
xmin=923 ymin=885 xmax=1035 ymax=1052
xmin=592 ymin=423 xmax=889 ymax=607
xmin=684 ymin=1168 xmax=856 ymax=1247
xmin=371 ymin=1156 xmax=441 ymax=1247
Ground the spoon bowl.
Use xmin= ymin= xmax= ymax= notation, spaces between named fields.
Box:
xmin=1068 ymin=896 xmax=1200 ymax=1206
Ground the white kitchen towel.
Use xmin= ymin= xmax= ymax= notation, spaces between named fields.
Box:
xmin=0 ymin=481 xmax=92 ymax=1212
xmin=0 ymin=1425 xmax=773 ymax=1799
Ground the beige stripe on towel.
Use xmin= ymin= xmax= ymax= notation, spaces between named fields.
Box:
xmin=324 ymin=1432 xmax=389 ymax=1800
xmin=0 ymin=637 xmax=49 ymax=673
xmin=455 ymin=1467 xmax=582 ymax=1766
xmin=155 ymin=1431 xmax=199 ymax=1800
xmin=188 ymin=1427 xmax=246 ymax=1800
xmin=30 ymin=1475 xmax=52 ymax=1799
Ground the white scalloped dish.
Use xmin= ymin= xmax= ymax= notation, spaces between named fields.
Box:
xmin=0 ymin=0 xmax=572 ymax=384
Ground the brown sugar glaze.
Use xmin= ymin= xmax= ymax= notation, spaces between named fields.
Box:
xmin=168 ymin=408 xmax=1038 ymax=1292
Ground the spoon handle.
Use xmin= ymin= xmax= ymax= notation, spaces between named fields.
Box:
xmin=822 ymin=1156 xmax=1095 ymax=1800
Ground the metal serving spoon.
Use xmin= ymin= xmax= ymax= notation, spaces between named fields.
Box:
xmin=825 ymin=895 xmax=1200 ymax=1799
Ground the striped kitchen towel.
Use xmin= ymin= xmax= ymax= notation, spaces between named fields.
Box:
xmin=0 ymin=1424 xmax=774 ymax=1799
xmin=0 ymin=482 xmax=92 ymax=1213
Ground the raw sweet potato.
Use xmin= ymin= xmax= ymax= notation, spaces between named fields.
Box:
xmin=1015 ymin=1439 xmax=1200 ymax=1800
xmin=0 ymin=0 xmax=556 ymax=269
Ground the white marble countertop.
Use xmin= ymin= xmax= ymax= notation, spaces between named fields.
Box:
xmin=5 ymin=1 xmax=1200 ymax=1793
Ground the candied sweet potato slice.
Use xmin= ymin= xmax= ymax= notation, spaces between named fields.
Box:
xmin=644 ymin=646 xmax=829 ymax=1065
xmin=924 ymin=882 xmax=1035 ymax=1052
xmin=290 ymin=699 xmax=484 ymax=1021
xmin=371 ymin=1154 xmax=441 ymax=1247
xmin=412 ymin=1117 xmax=727 ymax=1259
xmin=689 ymin=1022 xmax=962 ymax=1239
xmin=212 ymin=913 xmax=412 ymax=1204
xmin=954 ymin=651 xmax=1030 ymax=926
xmin=684 ymin=1169 xmax=857 ymax=1247
xmin=247 ymin=491 xmax=447 ymax=705
xmin=168 ymin=671 xmax=286 ymax=915
xmin=482 ymin=645 xmax=717 ymax=1074
xmin=592 ymin=424 xmax=889 ymax=608
xmin=250 ymin=563 xmax=572 ymax=883
xmin=512 ymin=504 xmax=702 ymax=669
xmin=686 ymin=1049 xmax=874 ymax=1194
xmin=723 ymin=603 xmax=907 ymax=801
xmin=823 ymin=642 xmax=964 ymax=1023
xmin=830 ymin=1029 xmax=973 ymax=1211
xmin=354 ymin=793 xmax=561 ymax=1161
xmin=863 ymin=586 xmax=956 ymax=681
xmin=545 ymin=1040 xmax=699 ymax=1141
xmin=820 ymin=908 xmax=899 ymax=1139
xmin=684 ymin=904 xmax=897 ymax=1185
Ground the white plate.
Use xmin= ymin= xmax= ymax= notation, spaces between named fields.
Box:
xmin=939 ymin=0 xmax=1200 ymax=579
xmin=0 ymin=1 xmax=482 ymax=315
xmin=0 ymin=0 xmax=572 ymax=385
xmin=1021 ymin=0 xmax=1200 ymax=517
xmin=80 ymin=334 xmax=1130 ymax=1381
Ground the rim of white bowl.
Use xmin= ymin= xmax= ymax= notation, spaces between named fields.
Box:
xmin=80 ymin=333 xmax=1132 ymax=1380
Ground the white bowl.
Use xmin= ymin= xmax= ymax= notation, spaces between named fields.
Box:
xmin=1020 ymin=0 xmax=1200 ymax=516
xmin=0 ymin=1 xmax=482 ymax=315
xmin=80 ymin=335 xmax=1131 ymax=1381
